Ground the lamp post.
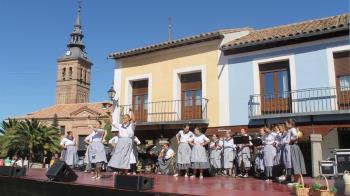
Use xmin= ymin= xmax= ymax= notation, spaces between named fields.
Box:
xmin=107 ymin=85 xmax=118 ymax=106
xmin=107 ymin=84 xmax=120 ymax=129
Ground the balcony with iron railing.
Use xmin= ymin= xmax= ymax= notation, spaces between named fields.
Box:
xmin=248 ymin=87 xmax=350 ymax=119
xmin=118 ymin=98 xmax=209 ymax=125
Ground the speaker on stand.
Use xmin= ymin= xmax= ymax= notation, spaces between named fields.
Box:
xmin=114 ymin=175 xmax=154 ymax=191
xmin=46 ymin=160 xmax=78 ymax=182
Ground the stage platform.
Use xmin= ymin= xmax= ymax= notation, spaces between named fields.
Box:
xmin=0 ymin=168 xmax=303 ymax=196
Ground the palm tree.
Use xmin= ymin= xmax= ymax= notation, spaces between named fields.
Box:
xmin=0 ymin=118 xmax=19 ymax=134
xmin=0 ymin=119 xmax=21 ymax=157
xmin=0 ymin=119 xmax=61 ymax=167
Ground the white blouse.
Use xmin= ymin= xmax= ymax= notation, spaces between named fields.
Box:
xmin=281 ymin=131 xmax=291 ymax=145
xmin=289 ymin=128 xmax=298 ymax=141
xmin=263 ymin=132 xmax=276 ymax=145
xmin=115 ymin=122 xmax=136 ymax=138
xmin=109 ymin=136 xmax=119 ymax=144
xmin=60 ymin=138 xmax=76 ymax=147
xmin=85 ymin=129 xmax=104 ymax=142
xmin=133 ymin=136 xmax=141 ymax=145
xmin=109 ymin=136 xmax=141 ymax=145
xmin=164 ymin=148 xmax=175 ymax=159
xmin=191 ymin=134 xmax=209 ymax=145
xmin=223 ymin=138 xmax=236 ymax=149
xmin=177 ymin=130 xmax=194 ymax=143
xmin=209 ymin=139 xmax=223 ymax=150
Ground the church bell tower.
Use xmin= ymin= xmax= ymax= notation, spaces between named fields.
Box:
xmin=56 ymin=3 xmax=92 ymax=104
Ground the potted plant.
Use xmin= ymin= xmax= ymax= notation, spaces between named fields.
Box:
xmin=310 ymin=175 xmax=335 ymax=196
xmin=293 ymin=174 xmax=310 ymax=196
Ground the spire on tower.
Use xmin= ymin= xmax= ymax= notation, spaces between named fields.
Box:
xmin=59 ymin=1 xmax=91 ymax=63
xmin=67 ymin=1 xmax=85 ymax=50
xmin=75 ymin=1 xmax=81 ymax=27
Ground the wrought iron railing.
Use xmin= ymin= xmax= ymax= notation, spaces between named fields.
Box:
xmin=248 ymin=87 xmax=350 ymax=118
xmin=119 ymin=98 xmax=208 ymax=124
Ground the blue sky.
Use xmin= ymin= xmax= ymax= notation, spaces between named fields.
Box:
xmin=0 ymin=0 xmax=348 ymax=121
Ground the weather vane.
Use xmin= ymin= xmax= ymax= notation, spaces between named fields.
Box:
xmin=168 ymin=17 xmax=172 ymax=42
xmin=78 ymin=0 xmax=82 ymax=9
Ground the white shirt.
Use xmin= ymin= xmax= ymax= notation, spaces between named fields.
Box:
xmin=115 ymin=122 xmax=136 ymax=138
xmin=177 ymin=130 xmax=194 ymax=143
xmin=289 ymin=128 xmax=298 ymax=141
xmin=263 ymin=132 xmax=276 ymax=145
xmin=133 ymin=136 xmax=141 ymax=145
xmin=60 ymin=138 xmax=76 ymax=147
xmin=191 ymin=134 xmax=209 ymax=145
xmin=109 ymin=136 xmax=119 ymax=144
xmin=281 ymin=131 xmax=291 ymax=144
xmin=223 ymin=137 xmax=236 ymax=148
xmin=164 ymin=148 xmax=175 ymax=159
xmin=210 ymin=139 xmax=223 ymax=150
xmin=109 ymin=135 xmax=140 ymax=145
xmin=85 ymin=129 xmax=104 ymax=142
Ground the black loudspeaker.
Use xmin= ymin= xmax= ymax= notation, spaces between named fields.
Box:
xmin=46 ymin=160 xmax=78 ymax=182
xmin=11 ymin=167 xmax=26 ymax=177
xmin=114 ymin=175 xmax=154 ymax=191
xmin=0 ymin=166 xmax=26 ymax=177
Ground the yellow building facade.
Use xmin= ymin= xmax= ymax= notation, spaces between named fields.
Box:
xmin=109 ymin=29 xmax=250 ymax=140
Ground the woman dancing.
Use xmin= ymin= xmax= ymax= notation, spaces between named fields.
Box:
xmin=237 ymin=128 xmax=252 ymax=178
xmin=286 ymin=119 xmax=306 ymax=183
xmin=209 ymin=134 xmax=223 ymax=176
xmin=108 ymin=110 xmax=136 ymax=175
xmin=60 ymin=131 xmax=78 ymax=167
xmin=174 ymin=124 xmax=194 ymax=177
xmin=85 ymin=120 xmax=107 ymax=180
xmin=190 ymin=127 xmax=210 ymax=179
xmin=223 ymin=131 xmax=236 ymax=177
xmin=263 ymin=126 xmax=277 ymax=182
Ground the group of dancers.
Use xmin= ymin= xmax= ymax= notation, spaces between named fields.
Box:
xmin=60 ymin=112 xmax=137 ymax=180
xmin=207 ymin=118 xmax=306 ymax=183
xmin=172 ymin=125 xmax=253 ymax=179
xmin=59 ymin=113 xmax=306 ymax=183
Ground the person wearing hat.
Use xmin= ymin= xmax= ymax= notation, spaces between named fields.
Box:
xmin=157 ymin=141 xmax=175 ymax=175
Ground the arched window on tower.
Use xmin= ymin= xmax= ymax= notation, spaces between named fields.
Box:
xmin=69 ymin=67 xmax=73 ymax=80
xmin=84 ymin=70 xmax=87 ymax=83
xmin=80 ymin=68 xmax=83 ymax=82
xmin=62 ymin=68 xmax=66 ymax=80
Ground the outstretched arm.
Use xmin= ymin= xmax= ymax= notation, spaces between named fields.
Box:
xmin=129 ymin=108 xmax=136 ymax=123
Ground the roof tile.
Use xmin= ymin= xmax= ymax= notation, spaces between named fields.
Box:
xmin=222 ymin=13 xmax=349 ymax=50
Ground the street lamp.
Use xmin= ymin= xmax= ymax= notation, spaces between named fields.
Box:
xmin=107 ymin=84 xmax=118 ymax=107
xmin=107 ymin=85 xmax=116 ymax=100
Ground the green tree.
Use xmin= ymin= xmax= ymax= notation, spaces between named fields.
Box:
xmin=0 ymin=119 xmax=61 ymax=167
xmin=0 ymin=118 xmax=19 ymax=134
xmin=52 ymin=113 xmax=59 ymax=128
xmin=103 ymin=119 xmax=112 ymax=142
xmin=0 ymin=119 xmax=21 ymax=157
